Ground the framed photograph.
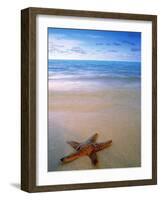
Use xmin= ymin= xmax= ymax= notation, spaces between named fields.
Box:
xmin=21 ymin=7 xmax=157 ymax=192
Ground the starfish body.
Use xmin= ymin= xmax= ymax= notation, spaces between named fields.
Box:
xmin=60 ymin=133 xmax=112 ymax=165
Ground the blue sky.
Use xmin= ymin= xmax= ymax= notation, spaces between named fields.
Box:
xmin=48 ymin=28 xmax=141 ymax=62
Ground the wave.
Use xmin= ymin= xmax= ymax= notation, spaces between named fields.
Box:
xmin=48 ymin=73 xmax=140 ymax=82
xmin=48 ymin=59 xmax=141 ymax=91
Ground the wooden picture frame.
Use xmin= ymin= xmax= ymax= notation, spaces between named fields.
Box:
xmin=21 ymin=7 xmax=157 ymax=192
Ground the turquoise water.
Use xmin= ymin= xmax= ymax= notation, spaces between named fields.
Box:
xmin=48 ymin=59 xmax=141 ymax=91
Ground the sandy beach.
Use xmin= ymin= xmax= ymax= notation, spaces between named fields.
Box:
xmin=48 ymin=84 xmax=141 ymax=171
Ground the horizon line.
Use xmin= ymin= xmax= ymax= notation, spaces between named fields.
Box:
xmin=48 ymin=58 xmax=141 ymax=63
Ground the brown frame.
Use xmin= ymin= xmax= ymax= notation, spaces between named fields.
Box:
xmin=21 ymin=7 xmax=157 ymax=192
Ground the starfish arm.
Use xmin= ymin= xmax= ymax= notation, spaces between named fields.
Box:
xmin=67 ymin=141 xmax=80 ymax=150
xmin=94 ymin=140 xmax=112 ymax=152
xmin=89 ymin=152 xmax=98 ymax=165
xmin=60 ymin=151 xmax=81 ymax=163
xmin=87 ymin=133 xmax=98 ymax=144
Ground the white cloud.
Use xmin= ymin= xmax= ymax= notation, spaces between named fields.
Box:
xmin=48 ymin=34 xmax=87 ymax=59
xmin=48 ymin=33 xmax=140 ymax=61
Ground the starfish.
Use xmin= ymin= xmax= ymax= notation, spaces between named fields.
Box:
xmin=60 ymin=133 xmax=112 ymax=165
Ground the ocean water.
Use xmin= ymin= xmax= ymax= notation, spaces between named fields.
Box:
xmin=48 ymin=59 xmax=141 ymax=92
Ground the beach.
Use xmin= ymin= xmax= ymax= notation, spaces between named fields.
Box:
xmin=48 ymin=60 xmax=141 ymax=171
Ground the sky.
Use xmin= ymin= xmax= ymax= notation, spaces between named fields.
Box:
xmin=48 ymin=28 xmax=141 ymax=62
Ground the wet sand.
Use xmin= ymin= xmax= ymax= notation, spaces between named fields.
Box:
xmin=48 ymin=86 xmax=141 ymax=171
